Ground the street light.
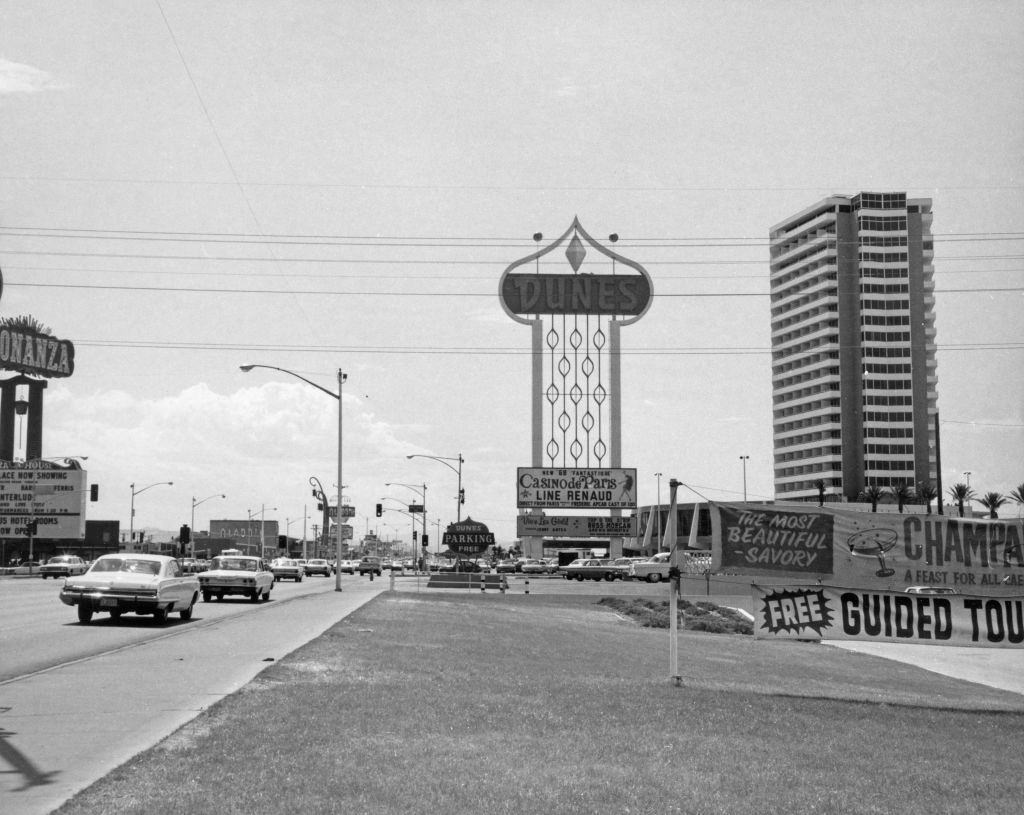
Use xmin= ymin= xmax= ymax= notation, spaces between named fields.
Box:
xmin=247 ymin=505 xmax=277 ymax=560
xmin=385 ymin=482 xmax=427 ymax=569
xmin=191 ymin=493 xmax=225 ymax=558
xmin=406 ymin=453 xmax=463 ymax=521
xmin=130 ymin=481 xmax=173 ymax=550
xmin=739 ymin=456 xmax=750 ymax=502
xmin=654 ymin=472 xmax=662 ymax=552
xmin=241 ymin=363 xmax=346 ymax=591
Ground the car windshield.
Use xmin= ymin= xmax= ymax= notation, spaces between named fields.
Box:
xmin=91 ymin=558 xmax=161 ymax=576
xmin=212 ymin=557 xmax=257 ymax=571
xmin=47 ymin=557 xmax=70 ymax=564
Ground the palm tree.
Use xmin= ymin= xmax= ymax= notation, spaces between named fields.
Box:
xmin=1011 ymin=483 xmax=1024 ymax=513
xmin=859 ymin=484 xmax=885 ymax=512
xmin=947 ymin=483 xmax=976 ymax=518
xmin=978 ymin=492 xmax=1008 ymax=519
xmin=886 ymin=482 xmax=914 ymax=513
xmin=916 ymin=481 xmax=938 ymax=514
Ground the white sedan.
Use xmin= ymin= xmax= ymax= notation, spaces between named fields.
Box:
xmin=60 ymin=554 xmax=200 ymax=624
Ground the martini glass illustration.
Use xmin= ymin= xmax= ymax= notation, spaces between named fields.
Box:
xmin=847 ymin=529 xmax=899 ymax=577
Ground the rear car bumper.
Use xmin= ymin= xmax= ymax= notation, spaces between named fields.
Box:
xmin=60 ymin=589 xmax=167 ymax=613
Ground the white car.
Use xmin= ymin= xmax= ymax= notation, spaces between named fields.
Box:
xmin=198 ymin=554 xmax=275 ymax=603
xmin=60 ymin=553 xmax=200 ymax=624
xmin=39 ymin=555 xmax=89 ymax=579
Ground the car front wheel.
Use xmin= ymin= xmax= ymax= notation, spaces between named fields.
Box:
xmin=647 ymin=573 xmax=661 ymax=583
xmin=77 ymin=606 xmax=93 ymax=624
xmin=153 ymin=607 xmax=169 ymax=624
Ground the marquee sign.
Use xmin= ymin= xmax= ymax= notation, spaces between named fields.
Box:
xmin=0 ymin=316 xmax=75 ymax=378
xmin=442 ymin=517 xmax=495 ymax=555
xmin=517 ymin=514 xmax=637 ymax=537
xmin=517 ymin=467 xmax=637 ymax=509
xmin=0 ymin=459 xmax=87 ymax=539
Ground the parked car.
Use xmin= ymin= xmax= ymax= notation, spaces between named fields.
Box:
xmin=358 ymin=556 xmax=382 ymax=576
xmin=519 ymin=559 xmax=549 ymax=575
xmin=198 ymin=554 xmax=275 ymax=602
xmin=560 ymin=558 xmax=624 ymax=581
xmin=39 ymin=555 xmax=89 ymax=579
xmin=304 ymin=558 xmax=332 ymax=577
xmin=629 ymin=552 xmax=673 ymax=583
xmin=60 ymin=553 xmax=200 ymax=624
xmin=495 ymin=560 xmax=518 ymax=573
xmin=10 ymin=561 xmax=41 ymax=575
xmin=270 ymin=558 xmax=304 ymax=582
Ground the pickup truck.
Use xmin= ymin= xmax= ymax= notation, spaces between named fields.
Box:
xmin=560 ymin=558 xmax=628 ymax=581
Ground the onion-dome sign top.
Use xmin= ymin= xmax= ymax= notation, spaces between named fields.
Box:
xmin=498 ymin=217 xmax=653 ymax=324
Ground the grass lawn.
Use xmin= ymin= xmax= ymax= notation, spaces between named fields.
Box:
xmin=55 ymin=593 xmax=1024 ymax=815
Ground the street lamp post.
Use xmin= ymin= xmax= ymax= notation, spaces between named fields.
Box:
xmin=130 ymin=481 xmax=173 ymax=551
xmin=385 ymin=482 xmax=427 ymax=570
xmin=654 ymin=472 xmax=662 ymax=552
xmin=247 ymin=505 xmax=277 ymax=560
xmin=241 ymin=364 xmax=346 ymax=591
xmin=739 ymin=456 xmax=750 ymax=502
xmin=191 ymin=493 xmax=225 ymax=558
xmin=406 ymin=453 xmax=463 ymax=522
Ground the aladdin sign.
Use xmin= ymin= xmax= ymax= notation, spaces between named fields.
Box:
xmin=0 ymin=317 xmax=75 ymax=378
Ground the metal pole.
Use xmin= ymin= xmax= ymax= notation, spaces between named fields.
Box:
xmin=335 ymin=369 xmax=345 ymax=592
xmin=190 ymin=497 xmax=196 ymax=559
xmin=302 ymin=504 xmax=308 ymax=560
xmin=456 ymin=455 xmax=463 ymax=523
xmin=260 ymin=504 xmax=266 ymax=562
xmin=655 ymin=472 xmax=662 ymax=552
xmin=129 ymin=483 xmax=135 ymax=551
xmin=740 ymin=456 xmax=749 ymax=502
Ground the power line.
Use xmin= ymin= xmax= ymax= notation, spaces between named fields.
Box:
xmin=7 ymin=281 xmax=1022 ymax=296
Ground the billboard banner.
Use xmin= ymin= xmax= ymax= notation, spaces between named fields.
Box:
xmin=517 ymin=514 xmax=637 ymax=538
xmin=752 ymin=584 xmax=1024 ymax=648
xmin=711 ymin=502 xmax=1024 ymax=592
xmin=517 ymin=468 xmax=637 ymax=509
xmin=0 ymin=460 xmax=87 ymax=539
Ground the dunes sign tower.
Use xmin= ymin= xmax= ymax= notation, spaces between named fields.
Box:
xmin=499 ymin=218 xmax=652 ymax=558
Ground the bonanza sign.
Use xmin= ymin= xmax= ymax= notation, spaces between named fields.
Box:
xmin=711 ymin=502 xmax=1024 ymax=591
xmin=753 ymin=585 xmax=1024 ymax=649
xmin=0 ymin=317 xmax=75 ymax=378
xmin=517 ymin=468 xmax=636 ymax=510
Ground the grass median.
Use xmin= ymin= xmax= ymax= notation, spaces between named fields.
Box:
xmin=56 ymin=592 xmax=1024 ymax=815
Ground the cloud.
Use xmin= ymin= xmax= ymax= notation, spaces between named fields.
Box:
xmin=0 ymin=59 xmax=62 ymax=94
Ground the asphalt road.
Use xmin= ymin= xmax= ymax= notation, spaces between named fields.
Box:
xmin=0 ymin=573 xmax=387 ymax=815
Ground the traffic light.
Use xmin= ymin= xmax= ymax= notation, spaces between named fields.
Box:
xmin=376 ymin=503 xmax=382 ymax=517
xmin=180 ymin=524 xmax=191 ymax=544
xmin=90 ymin=484 xmax=99 ymax=501
xmin=26 ymin=519 xmax=38 ymax=535
xmin=412 ymin=529 xmax=418 ymax=541
xmin=459 ymin=488 xmax=465 ymax=504
xmin=278 ymin=534 xmax=287 ymax=548
xmin=422 ymin=534 xmax=429 ymax=547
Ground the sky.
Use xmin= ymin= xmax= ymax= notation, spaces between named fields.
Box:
xmin=1 ymin=0 xmax=1022 ymax=550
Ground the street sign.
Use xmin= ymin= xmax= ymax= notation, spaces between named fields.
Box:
xmin=408 ymin=504 xmax=424 ymax=513
xmin=341 ymin=524 xmax=353 ymax=540
xmin=339 ymin=505 xmax=355 ymax=518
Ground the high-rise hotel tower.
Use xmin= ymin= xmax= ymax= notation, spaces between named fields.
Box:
xmin=769 ymin=192 xmax=938 ymax=503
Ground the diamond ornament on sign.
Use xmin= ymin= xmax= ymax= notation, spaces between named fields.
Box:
xmin=565 ymin=234 xmax=586 ymax=271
